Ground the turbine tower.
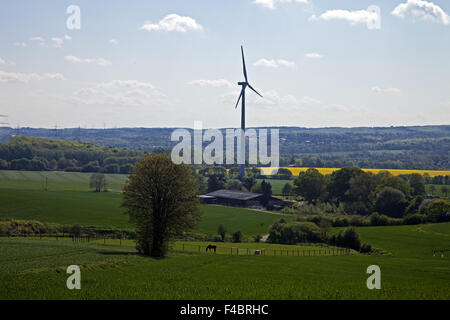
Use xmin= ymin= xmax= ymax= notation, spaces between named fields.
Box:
xmin=235 ymin=45 xmax=263 ymax=177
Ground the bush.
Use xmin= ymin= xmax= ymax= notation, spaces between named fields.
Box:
xmin=369 ymin=212 xmax=389 ymax=226
xmin=334 ymin=228 xmax=361 ymax=251
xmin=426 ymin=200 xmax=450 ymax=223
xmin=349 ymin=215 xmax=367 ymax=226
xmin=232 ymin=231 xmax=243 ymax=243
xmin=333 ymin=218 xmax=350 ymax=227
xmin=103 ymin=163 xmax=120 ymax=174
xmin=0 ymin=159 xmax=8 ymax=169
xmin=268 ymin=221 xmax=323 ymax=245
xmin=70 ymin=224 xmax=82 ymax=237
xmin=375 ymin=187 xmax=408 ymax=218
xmin=405 ymin=195 xmax=424 ymax=214
xmin=119 ymin=164 xmax=134 ymax=174
xmin=403 ymin=213 xmax=426 ymax=225
xmin=65 ymin=166 xmax=81 ymax=172
xmin=82 ymin=161 xmax=100 ymax=173
xmin=0 ymin=219 xmax=48 ymax=235
xmin=254 ymin=234 xmax=262 ymax=243
xmin=360 ymin=243 xmax=373 ymax=254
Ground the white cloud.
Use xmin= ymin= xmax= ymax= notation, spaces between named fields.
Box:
xmin=52 ymin=35 xmax=72 ymax=48
xmin=392 ymin=0 xmax=449 ymax=24
xmin=67 ymin=80 xmax=169 ymax=107
xmin=140 ymin=14 xmax=203 ymax=32
xmin=13 ymin=42 xmax=27 ymax=47
xmin=325 ymin=103 xmax=350 ymax=112
xmin=300 ymin=96 xmax=321 ymax=105
xmin=51 ymin=37 xmax=64 ymax=48
xmin=254 ymin=58 xmax=296 ymax=68
xmin=253 ymin=0 xmax=309 ymax=10
xmin=29 ymin=37 xmax=45 ymax=44
xmin=371 ymin=86 xmax=401 ymax=94
xmin=221 ymin=89 xmax=319 ymax=109
xmin=254 ymin=58 xmax=278 ymax=68
xmin=109 ymin=39 xmax=119 ymax=45
xmin=188 ymin=79 xmax=234 ymax=88
xmin=64 ymin=55 xmax=111 ymax=67
xmin=27 ymin=35 xmax=71 ymax=48
xmin=0 ymin=70 xmax=65 ymax=83
xmin=305 ymin=53 xmax=323 ymax=59
xmin=0 ymin=57 xmax=15 ymax=66
xmin=277 ymin=59 xmax=296 ymax=68
xmin=312 ymin=9 xmax=377 ymax=25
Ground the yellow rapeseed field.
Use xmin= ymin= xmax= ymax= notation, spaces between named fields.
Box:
xmin=258 ymin=167 xmax=450 ymax=177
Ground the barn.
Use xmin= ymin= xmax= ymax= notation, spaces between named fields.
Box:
xmin=199 ymin=189 xmax=287 ymax=208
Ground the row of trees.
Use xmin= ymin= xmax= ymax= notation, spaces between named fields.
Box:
xmin=0 ymin=136 xmax=142 ymax=173
xmin=267 ymin=219 xmax=366 ymax=252
xmin=291 ymin=167 xmax=444 ymax=218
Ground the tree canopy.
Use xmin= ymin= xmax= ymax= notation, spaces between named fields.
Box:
xmin=122 ymin=154 xmax=202 ymax=257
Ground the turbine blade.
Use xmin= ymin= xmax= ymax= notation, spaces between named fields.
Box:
xmin=235 ymin=89 xmax=243 ymax=109
xmin=241 ymin=46 xmax=248 ymax=83
xmin=247 ymin=83 xmax=263 ymax=98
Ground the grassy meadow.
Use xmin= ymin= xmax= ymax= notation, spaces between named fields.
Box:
xmin=0 ymin=170 xmax=449 ymax=299
xmin=0 ymin=170 xmax=290 ymax=236
xmin=0 ymin=223 xmax=449 ymax=299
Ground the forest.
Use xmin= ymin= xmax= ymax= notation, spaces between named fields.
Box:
xmin=0 ymin=125 xmax=448 ymax=170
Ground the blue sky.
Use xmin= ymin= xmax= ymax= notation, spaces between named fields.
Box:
xmin=0 ymin=0 xmax=449 ymax=128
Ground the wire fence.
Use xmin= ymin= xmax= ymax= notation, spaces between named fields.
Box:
xmin=0 ymin=234 xmax=351 ymax=257
xmin=172 ymin=243 xmax=351 ymax=256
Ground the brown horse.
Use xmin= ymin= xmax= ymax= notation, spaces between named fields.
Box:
xmin=206 ymin=245 xmax=217 ymax=253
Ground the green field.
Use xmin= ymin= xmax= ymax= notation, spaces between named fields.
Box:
xmin=0 ymin=170 xmax=128 ymax=192
xmin=425 ymin=184 xmax=449 ymax=199
xmin=1 ymin=170 xmax=449 ymax=300
xmin=0 ymin=223 xmax=449 ymax=299
xmin=0 ymin=171 xmax=290 ymax=237
xmin=256 ymin=179 xmax=292 ymax=195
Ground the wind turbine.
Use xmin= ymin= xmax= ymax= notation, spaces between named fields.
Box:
xmin=235 ymin=45 xmax=263 ymax=177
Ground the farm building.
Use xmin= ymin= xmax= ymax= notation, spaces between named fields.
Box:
xmin=199 ymin=189 xmax=288 ymax=208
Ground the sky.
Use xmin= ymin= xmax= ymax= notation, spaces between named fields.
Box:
xmin=0 ymin=0 xmax=449 ymax=129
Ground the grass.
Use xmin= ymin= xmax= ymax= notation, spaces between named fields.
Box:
xmin=0 ymin=189 xmax=128 ymax=228
xmin=0 ymin=223 xmax=449 ymax=299
xmin=425 ymin=184 xmax=449 ymax=199
xmin=0 ymin=170 xmax=127 ymax=192
xmin=0 ymin=182 xmax=290 ymax=237
xmin=256 ymin=179 xmax=292 ymax=195
xmin=1 ymin=169 xmax=449 ymax=299
xmin=198 ymin=205 xmax=291 ymax=237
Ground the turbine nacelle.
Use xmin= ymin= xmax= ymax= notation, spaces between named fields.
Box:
xmin=235 ymin=46 xmax=263 ymax=109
